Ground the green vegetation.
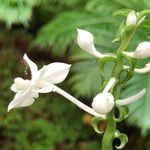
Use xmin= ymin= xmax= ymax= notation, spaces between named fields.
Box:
xmin=0 ymin=0 xmax=149 ymax=149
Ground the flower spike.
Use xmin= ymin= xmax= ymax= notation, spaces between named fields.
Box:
xmin=116 ymin=88 xmax=146 ymax=106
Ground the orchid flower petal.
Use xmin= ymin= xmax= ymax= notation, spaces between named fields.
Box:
xmin=103 ymin=78 xmax=116 ymax=93
xmin=31 ymin=66 xmax=47 ymax=82
xmin=8 ymin=87 xmax=38 ymax=111
xmin=11 ymin=84 xmax=18 ymax=92
xmin=37 ymin=87 xmax=53 ymax=93
xmin=23 ymin=54 xmax=38 ymax=77
xmin=134 ymin=62 xmax=150 ymax=74
xmin=134 ymin=67 xmax=150 ymax=74
xmin=123 ymin=51 xmax=135 ymax=58
xmin=41 ymin=63 xmax=71 ymax=84
xmin=116 ymin=88 xmax=146 ymax=106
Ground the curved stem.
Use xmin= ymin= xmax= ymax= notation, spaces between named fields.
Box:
xmin=102 ymin=113 xmax=116 ymax=150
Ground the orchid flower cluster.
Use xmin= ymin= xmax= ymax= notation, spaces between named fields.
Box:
xmin=8 ymin=10 xmax=150 ymax=150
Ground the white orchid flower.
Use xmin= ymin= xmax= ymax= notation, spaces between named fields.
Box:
xmin=77 ymin=28 xmax=108 ymax=58
xmin=91 ymin=77 xmax=146 ymax=115
xmin=8 ymin=54 xmax=105 ymax=118
xmin=134 ymin=61 xmax=150 ymax=74
xmin=8 ymin=54 xmax=71 ymax=111
xmin=126 ymin=11 xmax=137 ymax=26
xmin=92 ymin=78 xmax=116 ymax=114
xmin=123 ymin=42 xmax=150 ymax=59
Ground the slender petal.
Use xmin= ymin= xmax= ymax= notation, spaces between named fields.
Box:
xmin=116 ymin=88 xmax=146 ymax=106
xmin=103 ymin=78 xmax=116 ymax=93
xmin=31 ymin=66 xmax=47 ymax=82
xmin=37 ymin=87 xmax=52 ymax=93
xmin=23 ymin=54 xmax=38 ymax=77
xmin=134 ymin=66 xmax=150 ymax=74
xmin=8 ymin=87 xmax=38 ymax=112
xmin=41 ymin=63 xmax=71 ymax=84
xmin=123 ymin=51 xmax=135 ymax=58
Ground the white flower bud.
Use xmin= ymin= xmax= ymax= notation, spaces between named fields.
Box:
xmin=92 ymin=93 xmax=114 ymax=115
xmin=123 ymin=42 xmax=150 ymax=59
xmin=77 ymin=28 xmax=104 ymax=58
xmin=126 ymin=11 xmax=137 ymax=26
xmin=134 ymin=42 xmax=150 ymax=59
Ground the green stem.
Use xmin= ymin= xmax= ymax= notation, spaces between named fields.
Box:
xmin=102 ymin=112 xmax=116 ymax=150
xmin=101 ymin=31 xmax=135 ymax=150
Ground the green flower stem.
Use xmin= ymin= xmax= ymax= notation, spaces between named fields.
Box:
xmin=102 ymin=112 xmax=116 ymax=150
xmin=101 ymin=29 xmax=136 ymax=149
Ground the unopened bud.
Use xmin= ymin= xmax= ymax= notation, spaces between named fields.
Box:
xmin=77 ymin=28 xmax=104 ymax=58
xmin=134 ymin=42 xmax=150 ymax=59
xmin=92 ymin=93 xmax=114 ymax=115
xmin=126 ymin=11 xmax=137 ymax=26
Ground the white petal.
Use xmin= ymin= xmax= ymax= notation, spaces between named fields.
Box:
xmin=134 ymin=66 xmax=150 ymax=74
xmin=8 ymin=87 xmax=38 ymax=111
xmin=11 ymin=84 xmax=19 ymax=92
xmin=41 ymin=63 xmax=71 ymax=84
xmin=103 ymin=78 xmax=116 ymax=93
xmin=123 ymin=51 xmax=135 ymax=58
xmin=116 ymin=88 xmax=146 ymax=106
xmin=31 ymin=66 xmax=47 ymax=82
xmin=23 ymin=54 xmax=38 ymax=77
xmin=37 ymin=87 xmax=52 ymax=93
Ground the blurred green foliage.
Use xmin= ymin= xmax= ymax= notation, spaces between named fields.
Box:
xmin=0 ymin=0 xmax=150 ymax=149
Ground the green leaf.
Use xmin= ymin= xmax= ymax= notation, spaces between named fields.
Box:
xmin=113 ymin=105 xmax=129 ymax=122
xmin=0 ymin=0 xmax=40 ymax=26
xmin=113 ymin=9 xmax=131 ymax=17
xmin=34 ymin=11 xmax=113 ymax=56
xmin=91 ymin=116 xmax=106 ymax=134
xmin=114 ymin=130 xmax=128 ymax=149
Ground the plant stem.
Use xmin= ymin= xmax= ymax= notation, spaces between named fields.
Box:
xmin=101 ymin=30 xmax=135 ymax=149
xmin=102 ymin=112 xmax=116 ymax=150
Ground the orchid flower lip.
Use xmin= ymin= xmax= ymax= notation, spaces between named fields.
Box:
xmin=116 ymin=88 xmax=146 ymax=106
